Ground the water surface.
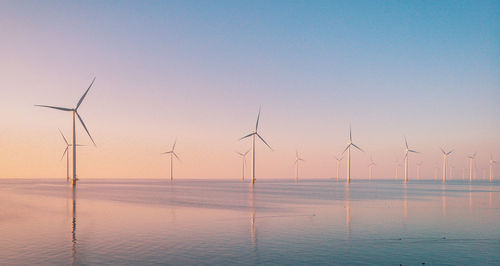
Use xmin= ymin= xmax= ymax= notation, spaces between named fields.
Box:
xmin=0 ymin=179 xmax=499 ymax=265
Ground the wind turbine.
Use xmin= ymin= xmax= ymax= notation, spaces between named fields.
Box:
xmin=236 ymin=149 xmax=250 ymax=181
xmin=36 ymin=78 xmax=96 ymax=186
xmin=162 ymin=140 xmax=180 ymax=181
xmin=335 ymin=156 xmax=343 ymax=181
xmin=416 ymin=161 xmax=423 ymax=180
xmin=395 ymin=159 xmax=402 ymax=180
xmin=368 ymin=156 xmax=375 ymax=181
xmin=441 ymin=148 xmax=453 ymax=183
xmin=403 ymin=137 xmax=418 ymax=183
xmin=342 ymin=126 xmax=363 ymax=183
xmin=58 ymin=129 xmax=85 ymax=182
xmin=240 ymin=108 xmax=272 ymax=184
xmin=294 ymin=151 xmax=305 ymax=182
xmin=468 ymin=152 xmax=477 ymax=182
xmin=489 ymin=154 xmax=497 ymax=182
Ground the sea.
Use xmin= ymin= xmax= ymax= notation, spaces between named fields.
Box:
xmin=0 ymin=178 xmax=499 ymax=265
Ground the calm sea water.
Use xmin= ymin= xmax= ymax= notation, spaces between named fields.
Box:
xmin=0 ymin=179 xmax=499 ymax=265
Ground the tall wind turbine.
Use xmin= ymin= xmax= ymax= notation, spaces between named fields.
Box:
xmin=403 ymin=137 xmax=418 ymax=183
xmin=468 ymin=152 xmax=477 ymax=182
xmin=441 ymin=148 xmax=453 ymax=183
xmin=368 ymin=156 xmax=375 ymax=181
xmin=342 ymin=126 xmax=363 ymax=183
xmin=240 ymin=108 xmax=272 ymax=184
xmin=489 ymin=154 xmax=497 ymax=182
xmin=416 ymin=161 xmax=423 ymax=180
xmin=59 ymin=129 xmax=85 ymax=182
xmin=236 ymin=149 xmax=250 ymax=181
xmin=335 ymin=156 xmax=343 ymax=181
xmin=36 ymin=78 xmax=96 ymax=186
xmin=162 ymin=140 xmax=180 ymax=181
xmin=294 ymin=151 xmax=305 ymax=182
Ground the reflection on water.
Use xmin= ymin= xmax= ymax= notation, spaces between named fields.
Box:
xmin=70 ymin=185 xmax=78 ymax=265
xmin=1 ymin=179 xmax=500 ymax=265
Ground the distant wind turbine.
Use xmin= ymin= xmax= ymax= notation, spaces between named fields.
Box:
xmin=335 ymin=156 xmax=343 ymax=181
xmin=162 ymin=140 xmax=180 ymax=181
xmin=342 ymin=126 xmax=363 ymax=183
xmin=368 ymin=156 xmax=375 ymax=181
xmin=36 ymin=78 xmax=96 ymax=186
xmin=58 ymin=129 xmax=84 ymax=182
xmin=236 ymin=149 xmax=250 ymax=181
xmin=240 ymin=108 xmax=272 ymax=184
xmin=395 ymin=159 xmax=402 ymax=180
xmin=403 ymin=137 xmax=418 ymax=183
xmin=489 ymin=154 xmax=497 ymax=182
xmin=441 ymin=148 xmax=453 ymax=183
xmin=468 ymin=152 xmax=477 ymax=182
xmin=416 ymin=161 xmax=423 ymax=180
xmin=294 ymin=151 xmax=305 ymax=182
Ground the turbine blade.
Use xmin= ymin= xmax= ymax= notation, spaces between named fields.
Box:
xmin=76 ymin=77 xmax=95 ymax=110
xmin=352 ymin=143 xmax=364 ymax=152
xmin=349 ymin=125 xmax=352 ymax=142
xmin=255 ymin=107 xmax=261 ymax=131
xmin=162 ymin=151 xmax=173 ymax=154
xmin=239 ymin=132 xmax=255 ymax=140
xmin=172 ymin=139 xmax=177 ymax=151
xmin=440 ymin=147 xmax=445 ymax=154
xmin=256 ymin=133 xmax=272 ymax=150
xmin=76 ymin=111 xmax=96 ymax=146
xmin=404 ymin=136 xmax=408 ymax=149
xmin=342 ymin=144 xmax=351 ymax=155
xmin=244 ymin=149 xmax=250 ymax=156
xmin=61 ymin=147 xmax=68 ymax=161
xmin=447 ymin=150 xmax=454 ymax=155
xmin=58 ymin=129 xmax=68 ymax=145
xmin=35 ymin=105 xmax=73 ymax=112
xmin=409 ymin=149 xmax=418 ymax=153
xmin=236 ymin=151 xmax=244 ymax=156
xmin=173 ymin=152 xmax=181 ymax=161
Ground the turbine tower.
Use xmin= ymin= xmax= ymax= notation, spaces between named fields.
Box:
xmin=236 ymin=149 xmax=250 ymax=181
xmin=441 ymin=148 xmax=453 ymax=183
xmin=368 ymin=156 xmax=375 ymax=181
xmin=468 ymin=152 xmax=477 ymax=182
xmin=162 ymin=140 xmax=180 ymax=181
xmin=240 ymin=108 xmax=272 ymax=184
xmin=489 ymin=154 xmax=497 ymax=182
xmin=403 ymin=137 xmax=418 ymax=183
xmin=335 ymin=156 xmax=343 ymax=181
xmin=36 ymin=78 xmax=96 ymax=186
xmin=342 ymin=126 xmax=363 ymax=183
xmin=59 ymin=129 xmax=84 ymax=182
xmin=294 ymin=151 xmax=305 ymax=182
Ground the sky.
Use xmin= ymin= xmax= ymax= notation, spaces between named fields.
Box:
xmin=0 ymin=0 xmax=499 ymax=180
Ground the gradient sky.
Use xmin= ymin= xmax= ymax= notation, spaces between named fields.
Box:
xmin=1 ymin=0 xmax=499 ymax=179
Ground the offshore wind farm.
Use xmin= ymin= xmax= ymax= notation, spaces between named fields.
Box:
xmin=0 ymin=1 xmax=499 ymax=265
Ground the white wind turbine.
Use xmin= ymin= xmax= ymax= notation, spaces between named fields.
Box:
xmin=294 ymin=151 xmax=305 ymax=182
xmin=36 ymin=78 xmax=96 ymax=186
xmin=240 ymin=108 xmax=272 ymax=184
xmin=395 ymin=159 xmax=402 ymax=180
xmin=489 ymin=154 xmax=497 ymax=182
xmin=162 ymin=140 xmax=180 ymax=181
xmin=58 ymin=129 xmax=85 ymax=183
xmin=342 ymin=126 xmax=363 ymax=183
xmin=441 ymin=148 xmax=453 ymax=183
xmin=403 ymin=137 xmax=418 ymax=183
xmin=368 ymin=156 xmax=375 ymax=181
xmin=468 ymin=152 xmax=477 ymax=182
xmin=236 ymin=149 xmax=250 ymax=181
xmin=335 ymin=156 xmax=343 ymax=181
xmin=416 ymin=161 xmax=423 ymax=180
